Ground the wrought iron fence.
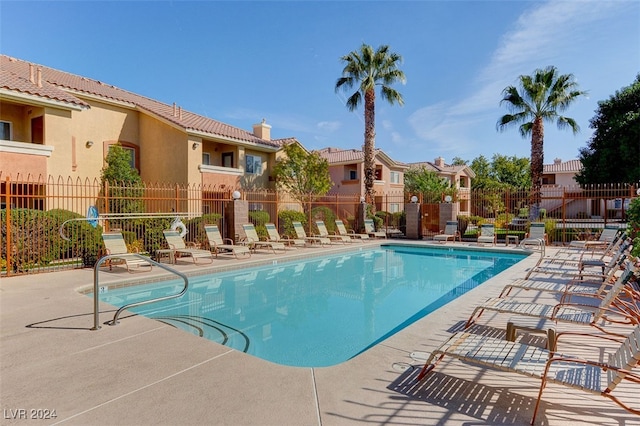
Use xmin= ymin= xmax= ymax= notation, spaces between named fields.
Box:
xmin=1 ymin=174 xmax=637 ymax=276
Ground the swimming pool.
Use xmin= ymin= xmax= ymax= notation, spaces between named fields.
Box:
xmin=95 ymin=245 xmax=527 ymax=367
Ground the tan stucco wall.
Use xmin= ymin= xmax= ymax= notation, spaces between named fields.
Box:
xmin=139 ymin=114 xmax=187 ymax=184
xmin=0 ymin=151 xmax=47 ymax=178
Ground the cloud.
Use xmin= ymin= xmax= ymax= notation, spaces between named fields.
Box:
xmin=317 ymin=120 xmax=341 ymax=132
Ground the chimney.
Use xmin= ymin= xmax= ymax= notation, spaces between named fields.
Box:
xmin=253 ymin=118 xmax=271 ymax=141
xmin=178 ymin=106 xmax=182 ymax=120
xmin=173 ymin=103 xmax=177 ymax=117
xmin=29 ymin=64 xmax=35 ymax=84
xmin=434 ymin=157 xmax=445 ymax=167
xmin=36 ymin=68 xmax=42 ymax=88
xmin=554 ymin=158 xmax=562 ymax=165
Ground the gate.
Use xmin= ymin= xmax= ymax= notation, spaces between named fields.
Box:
xmin=421 ymin=203 xmax=440 ymax=237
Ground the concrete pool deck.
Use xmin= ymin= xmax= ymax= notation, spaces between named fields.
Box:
xmin=1 ymin=241 xmax=637 ymax=425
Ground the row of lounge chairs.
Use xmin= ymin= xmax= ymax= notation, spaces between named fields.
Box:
xmin=406 ymin=229 xmax=640 ymax=424
xmin=100 ymin=219 xmax=388 ymax=272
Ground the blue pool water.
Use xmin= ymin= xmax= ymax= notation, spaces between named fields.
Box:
xmin=95 ymin=245 xmax=526 ymax=367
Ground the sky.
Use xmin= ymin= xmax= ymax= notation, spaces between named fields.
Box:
xmin=1 ymin=0 xmax=639 ymax=165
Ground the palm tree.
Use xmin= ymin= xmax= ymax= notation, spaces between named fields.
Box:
xmin=497 ymin=66 xmax=586 ymax=218
xmin=335 ymin=43 xmax=405 ymax=207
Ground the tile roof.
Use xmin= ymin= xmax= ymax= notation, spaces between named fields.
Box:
xmin=408 ymin=161 xmax=468 ymax=175
xmin=316 ymin=147 xmax=408 ymax=169
xmin=543 ymin=159 xmax=583 ymax=173
xmin=0 ymin=55 xmax=281 ymax=149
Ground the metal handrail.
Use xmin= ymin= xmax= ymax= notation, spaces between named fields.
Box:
xmin=92 ymin=254 xmax=189 ymax=330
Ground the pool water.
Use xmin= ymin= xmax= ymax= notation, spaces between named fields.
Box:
xmin=95 ymin=245 xmax=526 ymax=367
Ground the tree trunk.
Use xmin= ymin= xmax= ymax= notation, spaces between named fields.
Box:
xmin=529 ymin=117 xmax=544 ymax=219
xmin=363 ymin=88 xmax=376 ymax=212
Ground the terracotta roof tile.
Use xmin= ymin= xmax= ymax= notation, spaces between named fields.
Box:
xmin=0 ymin=55 xmax=280 ymax=148
xmin=544 ymin=159 xmax=583 ymax=173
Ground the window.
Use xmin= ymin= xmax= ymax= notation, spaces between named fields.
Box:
xmin=374 ymin=166 xmax=382 ymax=180
xmin=390 ymin=171 xmax=400 ymax=184
xmin=222 ymin=152 xmax=233 ymax=168
xmin=0 ymin=121 xmax=11 ymax=140
xmin=389 ymin=203 xmax=400 ymax=213
xmin=122 ymin=146 xmax=136 ymax=169
xmin=349 ymin=170 xmax=357 ymax=180
xmin=202 ymin=152 xmax=211 ymax=165
xmin=245 ymin=154 xmax=262 ymax=175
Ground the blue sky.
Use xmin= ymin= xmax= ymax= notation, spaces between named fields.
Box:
xmin=1 ymin=1 xmax=638 ymax=165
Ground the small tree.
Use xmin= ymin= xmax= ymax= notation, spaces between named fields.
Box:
xmin=272 ymin=143 xmax=333 ymax=213
xmin=404 ymin=165 xmax=454 ymax=202
xmin=100 ymin=144 xmax=144 ymax=229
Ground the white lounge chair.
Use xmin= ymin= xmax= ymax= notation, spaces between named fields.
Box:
xmin=241 ymin=223 xmax=286 ymax=254
xmin=335 ymin=219 xmax=369 ymax=241
xmin=364 ymin=219 xmax=386 ymax=239
xmin=315 ymin=220 xmax=351 ymax=244
xmin=265 ymin=223 xmax=305 ymax=247
xmin=465 ymin=267 xmax=638 ymax=333
xmin=163 ymin=229 xmax=214 ymax=264
xmin=292 ymin=221 xmax=331 ymax=246
xmin=569 ymin=225 xmax=620 ymax=249
xmin=519 ymin=222 xmax=547 ymax=255
xmin=433 ymin=221 xmax=460 ymax=243
xmin=477 ymin=223 xmax=496 ymax=246
xmin=410 ymin=325 xmax=640 ymax=425
xmin=101 ymin=231 xmax=152 ymax=273
xmin=204 ymin=225 xmax=251 ymax=259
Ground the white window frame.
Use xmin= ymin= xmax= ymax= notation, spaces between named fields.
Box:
xmin=390 ymin=171 xmax=400 ymax=184
xmin=389 ymin=203 xmax=400 ymax=213
xmin=122 ymin=146 xmax=136 ymax=169
xmin=202 ymin=152 xmax=211 ymax=165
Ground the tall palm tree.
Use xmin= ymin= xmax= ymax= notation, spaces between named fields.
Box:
xmin=335 ymin=43 xmax=405 ymax=207
xmin=497 ymin=66 xmax=586 ymax=218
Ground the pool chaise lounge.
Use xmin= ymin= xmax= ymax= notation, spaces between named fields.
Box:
xmin=364 ymin=219 xmax=386 ymax=239
xmin=241 ymin=223 xmax=287 ymax=254
xmin=315 ymin=220 xmax=351 ymax=244
xmin=204 ymin=224 xmax=251 ymax=259
xmin=433 ymin=221 xmax=460 ymax=243
xmin=477 ymin=223 xmax=496 ymax=246
xmin=292 ymin=221 xmax=331 ymax=246
xmin=410 ymin=324 xmax=640 ymax=425
xmin=101 ymin=231 xmax=153 ymax=273
xmin=162 ymin=229 xmax=214 ymax=264
xmin=265 ymin=223 xmax=306 ymax=247
xmin=335 ymin=219 xmax=368 ymax=241
xmin=465 ymin=267 xmax=639 ymax=334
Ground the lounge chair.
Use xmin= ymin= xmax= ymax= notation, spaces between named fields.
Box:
xmin=569 ymin=225 xmax=620 ymax=249
xmin=364 ymin=219 xmax=386 ymax=239
xmin=433 ymin=220 xmax=460 ymax=243
xmin=465 ymin=266 xmax=639 ymax=333
xmin=519 ymin=222 xmax=547 ymax=255
xmin=204 ymin=224 xmax=251 ymax=259
xmin=410 ymin=325 xmax=640 ymax=425
xmin=265 ymin=223 xmax=306 ymax=247
xmin=315 ymin=220 xmax=351 ymax=244
xmin=162 ymin=229 xmax=214 ymax=264
xmin=101 ymin=231 xmax=152 ymax=273
xmin=499 ymin=256 xmax=631 ymax=298
xmin=292 ymin=221 xmax=331 ymax=246
xmin=477 ymin=223 xmax=496 ymax=246
xmin=335 ymin=219 xmax=369 ymax=241
xmin=241 ymin=223 xmax=286 ymax=254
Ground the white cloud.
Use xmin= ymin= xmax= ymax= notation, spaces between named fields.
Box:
xmin=317 ymin=120 xmax=341 ymax=132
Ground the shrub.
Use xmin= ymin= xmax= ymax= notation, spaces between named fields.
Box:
xmin=249 ymin=210 xmax=270 ymax=227
xmin=278 ymin=210 xmax=307 ymax=238
xmin=311 ymin=206 xmax=337 ymax=233
xmin=456 ymin=215 xmax=469 ymax=235
xmin=186 ymin=213 xmax=223 ymax=245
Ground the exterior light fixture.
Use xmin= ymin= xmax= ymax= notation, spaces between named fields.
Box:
xmin=85 ymin=141 xmax=94 ymax=148
xmin=359 ymin=196 xmax=365 ymax=203
xmin=444 ymin=195 xmax=452 ymax=203
xmin=232 ymin=190 xmax=241 ymax=200
xmin=192 ymin=142 xmax=199 ymax=150
xmin=410 ymin=195 xmax=418 ymax=203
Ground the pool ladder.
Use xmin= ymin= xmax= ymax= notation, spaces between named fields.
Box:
xmin=92 ymin=254 xmax=189 ymax=330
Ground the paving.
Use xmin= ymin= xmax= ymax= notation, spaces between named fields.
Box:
xmin=1 ymin=241 xmax=637 ymax=426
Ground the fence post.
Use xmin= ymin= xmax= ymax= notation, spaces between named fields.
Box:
xmin=4 ymin=176 xmax=12 ymax=276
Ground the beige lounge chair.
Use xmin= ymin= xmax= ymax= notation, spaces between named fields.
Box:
xmin=315 ymin=220 xmax=351 ymax=244
xmin=465 ymin=267 xmax=638 ymax=333
xmin=265 ymin=223 xmax=305 ymax=247
xmin=162 ymin=229 xmax=214 ymax=264
xmin=364 ymin=219 xmax=386 ymax=239
xmin=101 ymin=231 xmax=152 ymax=273
xmin=519 ymin=222 xmax=547 ymax=254
xmin=433 ymin=220 xmax=460 ymax=243
xmin=477 ymin=223 xmax=496 ymax=246
xmin=335 ymin=219 xmax=368 ymax=241
xmin=292 ymin=221 xmax=331 ymax=246
xmin=570 ymin=225 xmax=620 ymax=249
xmin=410 ymin=325 xmax=640 ymax=425
xmin=241 ymin=223 xmax=286 ymax=254
xmin=204 ymin=225 xmax=251 ymax=259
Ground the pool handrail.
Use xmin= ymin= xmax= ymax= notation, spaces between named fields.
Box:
xmin=92 ymin=253 xmax=189 ymax=330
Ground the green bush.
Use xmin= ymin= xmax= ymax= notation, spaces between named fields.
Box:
xmin=186 ymin=213 xmax=222 ymax=245
xmin=249 ymin=210 xmax=270 ymax=227
xmin=311 ymin=206 xmax=337 ymax=233
xmin=277 ymin=210 xmax=307 ymax=238
xmin=627 ymin=198 xmax=640 ymax=258
xmin=457 ymin=215 xmax=469 ymax=235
